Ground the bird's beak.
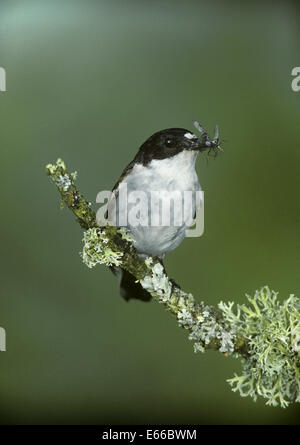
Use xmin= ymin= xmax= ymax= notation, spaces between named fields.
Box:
xmin=189 ymin=138 xmax=209 ymax=152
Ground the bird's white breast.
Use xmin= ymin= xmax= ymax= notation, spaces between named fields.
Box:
xmin=128 ymin=150 xmax=199 ymax=193
xmin=114 ymin=150 xmax=201 ymax=257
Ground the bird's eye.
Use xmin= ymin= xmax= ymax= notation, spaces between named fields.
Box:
xmin=165 ymin=138 xmax=175 ymax=148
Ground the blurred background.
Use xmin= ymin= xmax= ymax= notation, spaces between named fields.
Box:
xmin=0 ymin=0 xmax=300 ymax=425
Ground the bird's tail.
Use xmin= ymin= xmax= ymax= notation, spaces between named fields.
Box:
xmin=119 ymin=269 xmax=152 ymax=302
xmin=110 ymin=266 xmax=152 ymax=302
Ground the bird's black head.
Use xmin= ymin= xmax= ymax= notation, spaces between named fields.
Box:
xmin=135 ymin=127 xmax=209 ymax=165
xmin=134 ymin=123 xmax=221 ymax=165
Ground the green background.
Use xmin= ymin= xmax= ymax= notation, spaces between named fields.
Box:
xmin=1 ymin=0 xmax=299 ymax=424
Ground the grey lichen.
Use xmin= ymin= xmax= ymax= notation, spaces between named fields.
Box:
xmin=81 ymin=227 xmax=123 ymax=268
xmin=141 ymin=263 xmax=172 ymax=302
xmin=118 ymin=227 xmax=134 ymax=242
xmin=219 ymin=286 xmax=300 ymax=407
xmin=70 ymin=171 xmax=78 ymax=181
xmin=140 ymin=262 xmax=236 ymax=354
xmin=56 ymin=174 xmax=72 ymax=191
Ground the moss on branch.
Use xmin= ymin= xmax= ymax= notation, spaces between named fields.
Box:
xmin=46 ymin=158 xmax=300 ymax=408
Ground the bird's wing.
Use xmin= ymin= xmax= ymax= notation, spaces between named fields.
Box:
xmin=111 ymin=158 xmax=136 ymax=197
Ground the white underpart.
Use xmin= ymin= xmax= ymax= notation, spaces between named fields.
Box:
xmin=110 ymin=150 xmax=201 ymax=257
xmin=184 ymin=132 xmax=198 ymax=140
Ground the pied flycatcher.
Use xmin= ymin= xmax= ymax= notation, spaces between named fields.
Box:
xmin=107 ymin=121 xmax=220 ymax=302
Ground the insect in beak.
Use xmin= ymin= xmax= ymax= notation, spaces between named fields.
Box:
xmin=193 ymin=121 xmax=223 ymax=157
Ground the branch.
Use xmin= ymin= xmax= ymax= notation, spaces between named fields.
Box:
xmin=46 ymin=158 xmax=300 ymax=408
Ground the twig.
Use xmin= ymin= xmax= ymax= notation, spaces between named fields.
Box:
xmin=46 ymin=158 xmax=300 ymax=408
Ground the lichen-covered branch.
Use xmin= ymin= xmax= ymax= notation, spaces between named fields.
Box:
xmin=46 ymin=158 xmax=300 ymax=408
